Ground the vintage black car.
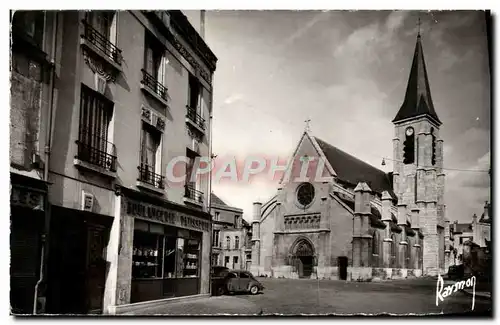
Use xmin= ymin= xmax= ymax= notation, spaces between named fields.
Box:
xmin=448 ymin=264 xmax=464 ymax=280
xmin=225 ymin=270 xmax=264 ymax=295
xmin=210 ymin=266 xmax=230 ymax=296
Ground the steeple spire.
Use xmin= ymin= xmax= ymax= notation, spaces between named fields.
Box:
xmin=392 ymin=30 xmax=442 ymax=125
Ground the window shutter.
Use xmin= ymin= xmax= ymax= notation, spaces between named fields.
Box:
xmin=140 ymin=125 xmax=147 ymax=165
xmin=155 ymin=135 xmax=162 ymax=176
xmin=146 ymin=130 xmax=155 ymax=169
xmin=158 ymin=55 xmax=166 ymax=86
xmin=109 ymin=12 xmax=117 ymax=45
xmin=198 ymin=87 xmax=204 ymax=118
xmin=145 ymin=44 xmax=154 ymax=76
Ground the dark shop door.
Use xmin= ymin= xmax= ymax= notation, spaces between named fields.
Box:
xmin=46 ymin=208 xmax=110 ymax=314
xmin=10 ymin=209 xmax=44 ymax=314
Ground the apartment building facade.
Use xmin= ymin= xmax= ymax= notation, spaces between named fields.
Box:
xmin=10 ymin=10 xmax=217 ymax=315
xmin=210 ymin=194 xmax=252 ymax=271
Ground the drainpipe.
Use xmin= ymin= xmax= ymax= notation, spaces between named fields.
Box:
xmin=33 ymin=11 xmax=58 ymax=315
xmin=207 ymin=79 xmax=214 ymax=295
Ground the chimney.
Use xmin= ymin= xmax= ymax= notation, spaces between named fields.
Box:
xmin=472 ymin=213 xmax=478 ymax=223
xmin=200 ymin=10 xmax=206 ymax=39
xmin=483 ymin=201 xmax=490 ymax=221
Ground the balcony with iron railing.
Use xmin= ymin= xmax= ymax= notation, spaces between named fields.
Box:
xmin=140 ymin=69 xmax=169 ymax=106
xmin=74 ymin=129 xmax=117 ymax=177
xmin=137 ymin=164 xmax=165 ymax=193
xmin=185 ymin=106 xmax=205 ymax=134
xmin=80 ymin=19 xmax=122 ymax=69
xmin=184 ymin=184 xmax=204 ymax=206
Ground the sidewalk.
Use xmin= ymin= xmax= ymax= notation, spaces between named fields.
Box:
xmin=122 ymin=296 xmax=263 ymax=316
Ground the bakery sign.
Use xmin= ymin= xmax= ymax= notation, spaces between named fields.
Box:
xmin=10 ymin=185 xmax=45 ymax=211
xmin=124 ymin=198 xmax=210 ymax=232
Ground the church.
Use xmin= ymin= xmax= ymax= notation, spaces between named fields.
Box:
xmin=250 ymin=33 xmax=447 ymax=281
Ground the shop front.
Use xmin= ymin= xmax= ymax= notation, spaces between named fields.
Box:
xmin=10 ymin=173 xmax=48 ymax=315
xmin=107 ymin=187 xmax=212 ymax=313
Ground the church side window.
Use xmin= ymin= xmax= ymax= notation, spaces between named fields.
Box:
xmin=431 ymin=127 xmax=437 ymax=166
xmin=391 ymin=234 xmax=397 ymax=267
xmin=372 ymin=232 xmax=379 ymax=255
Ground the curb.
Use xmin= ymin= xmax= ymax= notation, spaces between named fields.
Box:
xmin=124 ymin=296 xmax=263 ymax=315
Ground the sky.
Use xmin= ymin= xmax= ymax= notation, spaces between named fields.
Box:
xmin=190 ymin=10 xmax=491 ymax=224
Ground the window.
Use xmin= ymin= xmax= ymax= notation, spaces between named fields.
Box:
xmin=184 ymin=149 xmax=203 ymax=203
xmin=188 ymin=73 xmax=200 ymax=110
xmin=82 ymin=11 xmax=120 ymax=63
xmin=212 ymin=230 xmax=220 ymax=247
xmin=163 ymin=236 xmax=177 ymax=278
xmin=12 ymin=11 xmax=45 ymax=47
xmin=235 ymin=236 xmax=240 ymax=249
xmin=372 ymin=232 xmax=379 ymax=255
xmin=391 ymin=234 xmax=397 ymax=267
xmin=139 ymin=122 xmax=163 ymax=187
xmin=11 ymin=11 xmax=46 ymax=82
xmin=403 ymin=127 xmax=415 ymax=164
xmin=406 ymin=241 xmax=411 ymax=266
xmin=142 ymin=32 xmax=167 ymax=100
xmin=234 ymin=215 xmax=240 ymax=228
xmin=86 ymin=11 xmax=115 ymax=42
xmin=296 ymin=183 xmax=315 ymax=207
xmin=77 ymin=84 xmax=116 ymax=171
xmin=132 ymin=230 xmax=164 ymax=279
xmin=186 ymin=73 xmax=205 ymax=130
xmin=211 ymin=254 xmax=218 ymax=266
xmin=144 ymin=34 xmax=163 ymax=80
xmin=226 ymin=236 xmax=231 ymax=249
xmin=240 ymin=272 xmax=250 ymax=279
xmin=232 ymin=256 xmax=239 ymax=269
xmin=132 ymin=223 xmax=202 ymax=281
xmin=224 ymin=256 xmax=230 ymax=267
xmin=214 ymin=212 xmax=220 ymax=221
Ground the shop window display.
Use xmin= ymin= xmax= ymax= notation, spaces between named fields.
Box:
xmin=132 ymin=231 xmax=164 ymax=278
xmin=132 ymin=223 xmax=202 ymax=280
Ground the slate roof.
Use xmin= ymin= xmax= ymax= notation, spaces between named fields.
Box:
xmin=315 ymin=137 xmax=395 ymax=198
xmin=211 ymin=193 xmax=228 ymax=207
xmin=393 ymin=35 xmax=442 ymax=125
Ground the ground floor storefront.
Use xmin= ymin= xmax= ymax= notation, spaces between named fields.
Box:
xmin=10 ymin=174 xmax=212 ymax=315
xmin=10 ymin=173 xmax=47 ymax=314
xmin=103 ymin=187 xmax=212 ymax=314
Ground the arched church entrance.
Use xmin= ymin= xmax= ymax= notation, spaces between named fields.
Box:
xmin=291 ymin=239 xmax=315 ymax=278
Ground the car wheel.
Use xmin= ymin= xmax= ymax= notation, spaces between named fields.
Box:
xmin=217 ymin=286 xmax=226 ymax=296
xmin=250 ymin=285 xmax=259 ymax=295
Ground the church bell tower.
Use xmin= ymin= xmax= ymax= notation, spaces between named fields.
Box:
xmin=392 ymin=32 xmax=445 ymax=276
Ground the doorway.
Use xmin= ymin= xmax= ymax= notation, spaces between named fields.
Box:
xmin=299 ymin=256 xmax=314 ymax=278
xmin=338 ymin=256 xmax=348 ymax=280
xmin=46 ymin=207 xmax=111 ymax=314
xmin=291 ymin=238 xmax=315 ymax=278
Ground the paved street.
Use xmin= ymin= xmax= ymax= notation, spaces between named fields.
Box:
xmin=236 ymin=277 xmax=492 ymax=316
xmin=129 ymin=277 xmax=491 ymax=316
xmin=124 ymin=296 xmax=261 ymax=315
